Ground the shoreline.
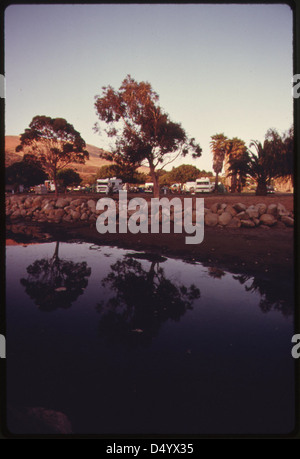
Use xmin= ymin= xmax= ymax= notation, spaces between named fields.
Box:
xmin=6 ymin=219 xmax=294 ymax=281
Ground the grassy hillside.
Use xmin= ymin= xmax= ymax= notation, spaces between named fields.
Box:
xmin=5 ymin=136 xmax=149 ymax=179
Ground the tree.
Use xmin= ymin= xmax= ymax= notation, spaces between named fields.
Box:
xmin=265 ymin=127 xmax=293 ymax=184
xmin=96 ymin=163 xmax=147 ymax=184
xmin=57 ymin=168 xmax=82 ymax=192
xmin=210 ymin=133 xmax=231 ymax=192
xmin=6 ymin=154 xmax=48 ymax=191
xmin=16 ymin=116 xmax=89 ymax=196
xmin=20 ymin=242 xmax=91 ymax=312
xmin=167 ymin=164 xmax=200 ymax=186
xmin=96 ymin=253 xmax=200 ymax=346
xmin=226 ymin=138 xmax=248 ymax=192
xmin=94 ymin=75 xmax=202 ymax=197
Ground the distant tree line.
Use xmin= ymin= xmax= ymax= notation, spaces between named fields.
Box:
xmin=6 ymin=74 xmax=293 ymax=196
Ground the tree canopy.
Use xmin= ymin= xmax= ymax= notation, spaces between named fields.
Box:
xmin=167 ymin=164 xmax=200 ymax=185
xmin=94 ymin=75 xmax=202 ymax=196
xmin=6 ymin=154 xmax=48 ymax=190
xmin=96 ymin=164 xmax=147 ymax=184
xmin=16 ymin=115 xmax=89 ymax=196
xmin=57 ymin=168 xmax=82 ymax=191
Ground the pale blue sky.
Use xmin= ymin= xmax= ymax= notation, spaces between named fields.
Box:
xmin=5 ymin=3 xmax=293 ymax=171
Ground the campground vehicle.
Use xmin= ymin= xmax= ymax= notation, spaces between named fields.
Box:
xmin=96 ymin=177 xmax=123 ymax=193
xmin=144 ymin=182 xmax=154 ymax=193
xmin=184 ymin=181 xmax=196 ymax=193
xmin=195 ymin=178 xmax=215 ymax=193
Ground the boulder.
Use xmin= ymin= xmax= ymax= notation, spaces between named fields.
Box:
xmin=281 ymin=216 xmax=294 ymax=227
xmin=225 ymin=205 xmax=237 ymax=217
xmin=260 ymin=213 xmax=276 ymax=226
xmin=87 ymin=199 xmax=96 ymax=211
xmin=54 ymin=208 xmax=65 ymax=218
xmin=255 ymin=203 xmax=267 ymax=216
xmin=267 ymin=204 xmax=277 ymax=217
xmin=227 ymin=217 xmax=241 ymax=228
xmin=80 ymin=213 xmax=89 ymax=221
xmin=55 ymin=198 xmax=69 ymax=208
xmin=204 ymin=212 xmax=218 ymax=227
xmin=210 ymin=203 xmax=220 ymax=213
xmin=11 ymin=210 xmax=21 ymax=219
xmin=241 ymin=219 xmax=255 ymax=228
xmin=233 ymin=202 xmax=247 ymax=213
xmin=236 ymin=211 xmax=249 ymax=220
xmin=62 ymin=214 xmax=72 ymax=222
xmin=246 ymin=205 xmax=259 ymax=219
xmin=70 ymin=210 xmax=81 ymax=221
xmin=218 ymin=212 xmax=232 ymax=226
xmin=70 ymin=198 xmax=84 ymax=207
xmin=24 ymin=198 xmax=33 ymax=208
xmin=277 ymin=203 xmax=290 ymax=217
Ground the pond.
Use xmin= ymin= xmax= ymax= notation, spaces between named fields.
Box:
xmin=6 ymin=241 xmax=295 ymax=435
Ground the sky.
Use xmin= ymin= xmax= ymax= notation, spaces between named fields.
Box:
xmin=4 ymin=3 xmax=293 ymax=172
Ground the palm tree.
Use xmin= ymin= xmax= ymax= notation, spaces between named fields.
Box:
xmin=247 ymin=140 xmax=275 ymax=195
xmin=210 ymin=133 xmax=229 ymax=192
xmin=226 ymin=138 xmax=248 ymax=192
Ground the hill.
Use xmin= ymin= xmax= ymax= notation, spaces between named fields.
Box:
xmin=5 ymin=136 xmax=149 ymax=179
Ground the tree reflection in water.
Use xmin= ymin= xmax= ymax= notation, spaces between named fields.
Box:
xmin=233 ymin=274 xmax=293 ymax=317
xmin=20 ymin=241 xmax=91 ymax=311
xmin=97 ymin=253 xmax=200 ymax=346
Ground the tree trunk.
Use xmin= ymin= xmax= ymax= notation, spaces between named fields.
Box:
xmin=256 ymin=178 xmax=267 ymax=195
xmin=231 ymin=174 xmax=237 ymax=193
xmin=149 ymin=163 xmax=159 ymax=198
xmin=214 ymin=172 xmax=219 ymax=193
xmin=53 ymin=241 xmax=60 ymax=260
xmin=53 ymin=171 xmax=58 ymax=198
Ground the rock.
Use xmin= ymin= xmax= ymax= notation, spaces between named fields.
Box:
xmin=210 ymin=203 xmax=220 ymax=213
xmin=227 ymin=217 xmax=241 ymax=228
xmin=54 ymin=208 xmax=65 ymax=218
xmin=70 ymin=198 xmax=84 ymax=207
xmin=218 ymin=212 xmax=232 ymax=226
xmin=32 ymin=196 xmax=43 ymax=207
xmin=10 ymin=210 xmax=21 ymax=219
xmin=80 ymin=212 xmax=88 ymax=221
xmin=253 ymin=218 xmax=260 ymax=226
xmin=55 ymin=198 xmax=69 ymax=208
xmin=42 ymin=203 xmax=54 ymax=212
xmin=260 ymin=213 xmax=276 ymax=226
xmin=225 ymin=205 xmax=237 ymax=217
xmin=246 ymin=205 xmax=259 ymax=219
xmin=220 ymin=203 xmax=227 ymax=211
xmin=204 ymin=212 xmax=218 ymax=227
xmin=204 ymin=208 xmax=211 ymax=214
xmin=87 ymin=199 xmax=96 ymax=211
xmin=62 ymin=214 xmax=72 ymax=222
xmin=233 ymin=202 xmax=247 ymax=212
xmin=236 ymin=211 xmax=249 ymax=220
xmin=277 ymin=203 xmax=290 ymax=217
xmin=241 ymin=219 xmax=255 ymax=228
xmin=20 ymin=209 xmax=27 ymax=217
xmin=281 ymin=216 xmax=294 ymax=227
xmin=70 ymin=210 xmax=81 ymax=221
xmin=267 ymin=204 xmax=277 ymax=217
xmin=255 ymin=203 xmax=267 ymax=216
xmin=24 ymin=198 xmax=33 ymax=208
xmin=276 ymin=220 xmax=287 ymax=229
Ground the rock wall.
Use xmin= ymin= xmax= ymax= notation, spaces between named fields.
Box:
xmin=5 ymin=195 xmax=294 ymax=228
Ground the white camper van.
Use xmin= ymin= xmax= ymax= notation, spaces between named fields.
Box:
xmin=184 ymin=181 xmax=196 ymax=193
xmin=96 ymin=177 xmax=123 ymax=193
xmin=195 ymin=178 xmax=214 ymax=193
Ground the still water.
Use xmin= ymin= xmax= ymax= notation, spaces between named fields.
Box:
xmin=6 ymin=241 xmax=294 ymax=435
